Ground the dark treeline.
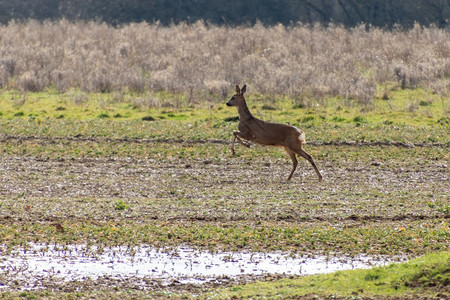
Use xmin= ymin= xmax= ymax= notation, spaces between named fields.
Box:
xmin=0 ymin=0 xmax=449 ymax=28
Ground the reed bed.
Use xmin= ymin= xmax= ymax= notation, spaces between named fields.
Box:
xmin=0 ymin=20 xmax=449 ymax=105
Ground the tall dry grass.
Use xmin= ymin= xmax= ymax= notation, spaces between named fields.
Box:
xmin=0 ymin=20 xmax=449 ymax=105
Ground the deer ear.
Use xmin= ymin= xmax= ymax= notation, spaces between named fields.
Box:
xmin=241 ymin=85 xmax=246 ymax=94
xmin=235 ymin=85 xmax=240 ymax=94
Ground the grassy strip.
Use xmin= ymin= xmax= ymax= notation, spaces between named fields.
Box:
xmin=0 ymin=89 xmax=448 ymax=143
xmin=0 ymin=135 xmax=448 ymax=162
xmin=1 ymin=120 xmax=449 ymax=146
xmin=2 ymin=88 xmax=449 ymax=124
xmin=0 ymin=220 xmax=448 ymax=256
xmin=209 ymin=251 xmax=450 ymax=299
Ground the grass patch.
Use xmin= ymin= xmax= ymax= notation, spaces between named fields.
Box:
xmin=0 ymin=88 xmax=448 ymax=128
xmin=0 ymin=220 xmax=447 ymax=256
xmin=211 ymin=251 xmax=450 ymax=299
xmin=113 ymin=200 xmax=128 ymax=210
xmin=97 ymin=112 xmax=109 ymax=119
xmin=141 ymin=115 xmax=156 ymax=121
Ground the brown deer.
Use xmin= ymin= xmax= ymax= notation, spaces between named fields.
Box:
xmin=226 ymin=85 xmax=322 ymax=181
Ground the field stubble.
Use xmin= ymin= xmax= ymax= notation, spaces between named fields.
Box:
xmin=0 ymin=117 xmax=448 ymax=298
xmin=0 ymin=137 xmax=447 ymax=253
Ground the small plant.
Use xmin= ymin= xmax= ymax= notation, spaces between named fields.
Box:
xmin=331 ymin=116 xmax=346 ymax=122
xmin=419 ymin=100 xmax=432 ymax=106
xmin=437 ymin=117 xmax=449 ymax=126
xmin=364 ymin=271 xmax=380 ymax=281
xmin=301 ymin=116 xmax=315 ymax=123
xmin=293 ymin=103 xmax=306 ymax=109
xmin=142 ymin=115 xmax=156 ymax=121
xmin=353 ymin=116 xmax=365 ymax=123
xmin=114 ymin=200 xmax=128 ymax=210
xmin=97 ymin=113 xmax=109 ymax=119
xmin=224 ymin=116 xmax=239 ymax=122
xmin=261 ymin=104 xmax=276 ymax=110
xmin=427 ymin=202 xmax=449 ymax=214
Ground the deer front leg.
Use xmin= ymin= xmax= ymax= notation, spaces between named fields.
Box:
xmin=231 ymin=131 xmax=251 ymax=156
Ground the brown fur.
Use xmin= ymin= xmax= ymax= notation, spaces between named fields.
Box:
xmin=227 ymin=85 xmax=322 ymax=181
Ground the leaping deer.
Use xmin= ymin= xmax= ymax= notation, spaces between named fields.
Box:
xmin=226 ymin=85 xmax=323 ymax=181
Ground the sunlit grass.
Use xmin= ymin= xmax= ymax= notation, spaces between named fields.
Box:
xmin=0 ymin=88 xmax=448 ymax=124
xmin=210 ymin=251 xmax=449 ymax=299
xmin=0 ymin=89 xmax=448 ymax=146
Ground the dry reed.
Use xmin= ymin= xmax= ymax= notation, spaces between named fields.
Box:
xmin=0 ymin=20 xmax=449 ymax=105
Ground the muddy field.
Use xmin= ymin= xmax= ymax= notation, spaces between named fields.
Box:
xmin=0 ymin=135 xmax=448 ymax=296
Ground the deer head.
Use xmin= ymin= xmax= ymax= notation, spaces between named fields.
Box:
xmin=226 ymin=84 xmax=246 ymax=107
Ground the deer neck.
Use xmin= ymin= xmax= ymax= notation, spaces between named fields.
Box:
xmin=237 ymin=98 xmax=254 ymax=122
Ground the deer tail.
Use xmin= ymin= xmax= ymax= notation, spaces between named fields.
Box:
xmin=298 ymin=131 xmax=306 ymax=144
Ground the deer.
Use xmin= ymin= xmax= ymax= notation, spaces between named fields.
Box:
xmin=226 ymin=84 xmax=323 ymax=181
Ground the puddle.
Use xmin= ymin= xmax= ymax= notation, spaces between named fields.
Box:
xmin=0 ymin=244 xmax=390 ymax=289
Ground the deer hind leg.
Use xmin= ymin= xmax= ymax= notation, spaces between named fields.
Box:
xmin=296 ymin=147 xmax=323 ymax=181
xmin=284 ymin=147 xmax=298 ymax=181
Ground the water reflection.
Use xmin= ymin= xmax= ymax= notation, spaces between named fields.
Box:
xmin=0 ymin=244 xmax=389 ymax=286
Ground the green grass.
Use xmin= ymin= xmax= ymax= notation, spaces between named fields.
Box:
xmin=210 ymin=251 xmax=450 ymax=299
xmin=1 ymin=87 xmax=448 ymax=126
xmin=0 ymin=90 xmax=448 ymax=146
xmin=0 ymin=219 xmax=447 ymax=256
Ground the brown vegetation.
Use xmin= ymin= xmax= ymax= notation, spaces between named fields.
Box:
xmin=0 ymin=20 xmax=449 ymax=104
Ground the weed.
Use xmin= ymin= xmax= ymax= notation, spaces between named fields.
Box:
xmin=224 ymin=116 xmax=239 ymax=122
xmin=142 ymin=116 xmax=156 ymax=121
xmin=428 ymin=202 xmax=450 ymax=215
xmin=437 ymin=117 xmax=449 ymax=126
xmin=331 ymin=116 xmax=346 ymax=122
xmin=353 ymin=116 xmax=365 ymax=123
xmin=261 ymin=104 xmax=276 ymax=110
xmin=419 ymin=100 xmax=432 ymax=107
xmin=293 ymin=103 xmax=306 ymax=109
xmin=301 ymin=116 xmax=315 ymax=123
xmin=114 ymin=200 xmax=128 ymax=210
xmin=97 ymin=113 xmax=109 ymax=119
